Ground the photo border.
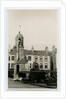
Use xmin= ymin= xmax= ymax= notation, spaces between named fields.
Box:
xmin=0 ymin=0 xmax=65 ymax=99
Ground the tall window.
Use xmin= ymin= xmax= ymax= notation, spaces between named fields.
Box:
xmin=8 ymin=63 xmax=10 ymax=69
xmin=35 ymin=56 xmax=38 ymax=62
xmin=11 ymin=56 xmax=14 ymax=60
xmin=8 ymin=56 xmax=10 ymax=61
xmin=40 ymin=56 xmax=43 ymax=62
xmin=30 ymin=63 xmax=31 ymax=68
xmin=11 ymin=63 xmax=14 ymax=69
xmin=45 ymin=56 xmax=48 ymax=62
xmin=28 ymin=56 xmax=31 ymax=61
xmin=45 ymin=64 xmax=48 ymax=69
xmin=40 ymin=63 xmax=43 ymax=68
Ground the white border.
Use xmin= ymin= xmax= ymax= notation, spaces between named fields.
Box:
xmin=0 ymin=1 xmax=65 ymax=99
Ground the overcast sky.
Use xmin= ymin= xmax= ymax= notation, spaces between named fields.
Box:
xmin=7 ymin=9 xmax=59 ymax=51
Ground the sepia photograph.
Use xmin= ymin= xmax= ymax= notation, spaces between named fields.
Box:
xmin=7 ymin=9 xmax=58 ymax=90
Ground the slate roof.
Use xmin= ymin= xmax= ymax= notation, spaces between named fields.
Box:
xmin=24 ymin=49 xmax=52 ymax=56
xmin=15 ymin=58 xmax=28 ymax=64
xmin=15 ymin=32 xmax=23 ymax=40
xmin=9 ymin=46 xmax=17 ymax=55
xmin=9 ymin=47 xmax=52 ymax=56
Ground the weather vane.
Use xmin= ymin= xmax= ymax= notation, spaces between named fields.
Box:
xmin=19 ymin=25 xmax=21 ymax=34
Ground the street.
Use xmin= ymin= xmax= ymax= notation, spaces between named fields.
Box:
xmin=8 ymin=78 xmax=44 ymax=88
xmin=8 ymin=78 xmax=57 ymax=89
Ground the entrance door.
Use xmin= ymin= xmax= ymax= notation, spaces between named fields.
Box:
xmin=16 ymin=65 xmax=19 ymax=74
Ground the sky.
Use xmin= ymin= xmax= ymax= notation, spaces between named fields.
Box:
xmin=7 ymin=9 xmax=59 ymax=51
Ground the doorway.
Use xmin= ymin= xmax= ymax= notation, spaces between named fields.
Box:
xmin=16 ymin=65 xmax=19 ymax=74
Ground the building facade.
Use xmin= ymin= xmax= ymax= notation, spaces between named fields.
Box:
xmin=8 ymin=31 xmax=57 ymax=79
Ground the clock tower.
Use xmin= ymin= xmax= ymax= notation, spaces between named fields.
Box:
xmin=15 ymin=31 xmax=24 ymax=60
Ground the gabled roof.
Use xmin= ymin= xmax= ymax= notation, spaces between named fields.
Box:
xmin=15 ymin=58 xmax=28 ymax=64
xmin=24 ymin=49 xmax=52 ymax=56
xmin=9 ymin=46 xmax=17 ymax=55
xmin=9 ymin=47 xmax=52 ymax=56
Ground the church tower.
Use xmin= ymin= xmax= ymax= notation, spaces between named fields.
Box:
xmin=15 ymin=31 xmax=24 ymax=60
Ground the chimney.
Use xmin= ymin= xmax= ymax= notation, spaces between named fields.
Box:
xmin=31 ymin=46 xmax=34 ymax=52
xmin=52 ymin=45 xmax=55 ymax=52
xmin=45 ymin=46 xmax=49 ymax=55
xmin=52 ymin=45 xmax=57 ymax=71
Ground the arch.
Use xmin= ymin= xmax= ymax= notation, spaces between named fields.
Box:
xmin=16 ymin=65 xmax=19 ymax=74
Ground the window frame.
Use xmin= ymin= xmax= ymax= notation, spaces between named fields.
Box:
xmin=35 ymin=56 xmax=38 ymax=62
xmin=8 ymin=56 xmax=10 ymax=61
xmin=40 ymin=63 xmax=43 ymax=68
xmin=28 ymin=56 xmax=31 ymax=61
xmin=11 ymin=56 xmax=14 ymax=61
xmin=40 ymin=56 xmax=43 ymax=62
xmin=45 ymin=63 xmax=48 ymax=69
xmin=11 ymin=63 xmax=14 ymax=69
xmin=44 ymin=56 xmax=48 ymax=62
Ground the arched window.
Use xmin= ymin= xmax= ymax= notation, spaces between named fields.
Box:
xmin=45 ymin=64 xmax=48 ymax=69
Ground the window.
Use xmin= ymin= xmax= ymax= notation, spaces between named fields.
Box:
xmin=11 ymin=56 xmax=14 ymax=60
xmin=28 ymin=56 xmax=31 ymax=61
xmin=40 ymin=63 xmax=43 ymax=68
xmin=40 ymin=56 xmax=43 ymax=62
xmin=35 ymin=63 xmax=38 ymax=69
xmin=45 ymin=56 xmax=48 ymax=62
xmin=45 ymin=64 xmax=48 ymax=69
xmin=35 ymin=56 xmax=38 ymax=62
xmin=11 ymin=63 xmax=14 ymax=68
xmin=30 ymin=63 xmax=31 ymax=68
xmin=8 ymin=63 xmax=10 ymax=69
xmin=8 ymin=56 xmax=10 ymax=61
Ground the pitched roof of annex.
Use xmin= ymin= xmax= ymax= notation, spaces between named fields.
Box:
xmin=15 ymin=58 xmax=28 ymax=64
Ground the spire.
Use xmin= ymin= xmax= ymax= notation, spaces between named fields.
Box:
xmin=52 ymin=45 xmax=57 ymax=53
xmin=31 ymin=46 xmax=34 ymax=52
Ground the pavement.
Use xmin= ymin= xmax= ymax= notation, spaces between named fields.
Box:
xmin=8 ymin=78 xmax=43 ymax=88
xmin=30 ymin=83 xmax=57 ymax=89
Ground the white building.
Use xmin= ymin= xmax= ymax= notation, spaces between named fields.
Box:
xmin=8 ymin=31 xmax=57 ymax=79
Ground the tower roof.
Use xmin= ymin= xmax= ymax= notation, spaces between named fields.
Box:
xmin=15 ymin=31 xmax=23 ymax=40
